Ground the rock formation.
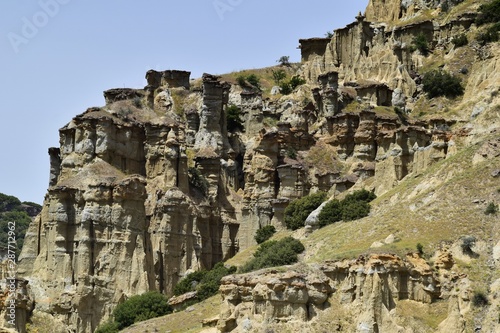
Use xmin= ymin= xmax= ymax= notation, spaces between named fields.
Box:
xmin=14 ymin=0 xmax=500 ymax=331
xmin=217 ymin=254 xmax=450 ymax=333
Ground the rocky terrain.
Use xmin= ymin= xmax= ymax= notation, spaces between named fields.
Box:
xmin=3 ymin=0 xmax=500 ymax=332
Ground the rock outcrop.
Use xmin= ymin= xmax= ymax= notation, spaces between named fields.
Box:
xmin=217 ymin=254 xmax=448 ymax=333
xmin=16 ymin=0 xmax=500 ymax=331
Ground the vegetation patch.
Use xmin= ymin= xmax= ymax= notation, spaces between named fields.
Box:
xmin=237 ymin=74 xmax=261 ymax=90
xmin=485 ymin=202 xmax=498 ymax=215
xmin=0 ymin=193 xmax=40 ymax=256
xmin=173 ymin=262 xmax=236 ymax=301
xmin=452 ymin=34 xmax=468 ymax=47
xmin=284 ymin=192 xmax=327 ymax=230
xmin=317 ymin=189 xmax=377 ymax=227
xmin=240 ymin=237 xmax=305 ymax=273
xmin=188 ymin=167 xmax=209 ymax=195
xmin=410 ymin=33 xmax=430 ymax=55
xmin=475 ymin=0 xmax=500 ymax=45
xmin=255 ymin=225 xmax=276 ymax=244
xmin=96 ymin=291 xmax=172 ymax=332
xmin=226 ymin=104 xmax=244 ymax=132
xmin=422 ymin=70 xmax=464 ymax=98
xmin=279 ymin=75 xmax=306 ymax=95
xmin=472 ymin=291 xmax=489 ymax=307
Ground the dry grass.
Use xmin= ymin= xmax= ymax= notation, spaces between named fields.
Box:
xmin=121 ymin=295 xmax=222 ymax=333
xmin=219 ymin=64 xmax=301 ymax=99
xmin=395 ymin=300 xmax=449 ymax=330
xmin=303 ymin=141 xmax=500 ymax=264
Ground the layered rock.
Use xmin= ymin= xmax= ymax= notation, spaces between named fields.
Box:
xmin=17 ymin=1 xmax=500 ymax=331
xmin=217 ymin=254 xmax=444 ymax=332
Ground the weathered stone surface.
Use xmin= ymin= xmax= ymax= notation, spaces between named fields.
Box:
xmin=17 ymin=1 xmax=500 ymax=331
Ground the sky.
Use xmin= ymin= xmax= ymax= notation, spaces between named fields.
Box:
xmin=0 ymin=0 xmax=367 ymax=204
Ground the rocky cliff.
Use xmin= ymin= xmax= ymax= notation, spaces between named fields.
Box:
xmin=14 ymin=0 xmax=500 ymax=332
xmin=217 ymin=253 xmax=454 ymax=333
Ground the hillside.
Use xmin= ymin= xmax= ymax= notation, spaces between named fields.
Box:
xmin=3 ymin=0 xmax=499 ymax=332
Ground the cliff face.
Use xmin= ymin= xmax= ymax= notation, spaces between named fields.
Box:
xmin=217 ymin=253 xmax=468 ymax=333
xmin=16 ymin=0 xmax=500 ymax=331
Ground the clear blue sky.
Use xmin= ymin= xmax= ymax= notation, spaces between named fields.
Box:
xmin=0 ymin=0 xmax=367 ymax=204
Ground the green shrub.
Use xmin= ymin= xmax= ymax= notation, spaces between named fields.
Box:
xmin=173 ymin=262 xmax=236 ymax=301
xmin=240 ymin=237 xmax=305 ymax=273
xmin=237 ymin=74 xmax=261 ymax=90
xmin=196 ymin=263 xmax=236 ymax=301
xmin=416 ymin=243 xmax=424 ymax=255
xmin=343 ymin=189 xmax=377 ymax=203
xmin=472 ymin=291 xmax=488 ymax=307
xmin=318 ymin=199 xmax=342 ymax=227
xmin=284 ymin=192 xmax=327 ymax=230
xmin=340 ymin=199 xmax=371 ymax=221
xmin=441 ymin=1 xmax=449 ymax=12
xmin=226 ymin=104 xmax=244 ymax=132
xmin=132 ymin=97 xmax=143 ymax=108
xmin=188 ymin=167 xmax=209 ymax=195
xmin=95 ymin=321 xmax=119 ymax=333
xmin=317 ymin=189 xmax=376 ymax=227
xmin=255 ymin=225 xmax=276 ymax=244
xmin=477 ymin=23 xmax=500 ymax=45
xmin=246 ymin=74 xmax=261 ymax=88
xmin=476 ymin=0 xmax=500 ymax=26
xmin=279 ymin=82 xmax=293 ymax=95
xmin=113 ymin=291 xmax=172 ymax=329
xmin=277 ymin=56 xmax=290 ymax=66
xmin=423 ymin=70 xmax=464 ymax=98
xmin=452 ymin=34 xmax=468 ymax=47
xmin=279 ymin=75 xmax=306 ymax=95
xmin=286 ymin=147 xmax=297 ymax=159
xmin=485 ymin=202 xmax=498 ymax=215
xmin=411 ymin=33 xmax=430 ymax=55
xmin=271 ymin=69 xmax=287 ymax=85
xmin=289 ymin=75 xmax=306 ymax=90
xmin=173 ymin=270 xmax=206 ymax=296
xmin=461 ymin=236 xmax=476 ymax=255
xmin=236 ymin=75 xmax=247 ymax=87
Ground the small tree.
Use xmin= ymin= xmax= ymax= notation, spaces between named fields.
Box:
xmin=188 ymin=167 xmax=209 ymax=195
xmin=113 ymin=291 xmax=172 ymax=329
xmin=255 ymin=225 xmax=276 ymax=244
xmin=416 ymin=243 xmax=424 ymax=255
xmin=423 ymin=70 xmax=464 ymax=98
xmin=236 ymin=74 xmax=261 ymax=90
xmin=279 ymin=75 xmax=306 ymax=95
xmin=226 ymin=104 xmax=244 ymax=132
xmin=246 ymin=74 xmax=261 ymax=89
xmin=472 ymin=291 xmax=488 ymax=307
xmin=277 ymin=56 xmax=290 ymax=66
xmin=271 ymin=69 xmax=287 ymax=85
xmin=284 ymin=192 xmax=327 ymax=230
xmin=318 ymin=199 xmax=342 ymax=227
xmin=452 ymin=34 xmax=468 ymax=47
xmin=476 ymin=0 xmax=500 ymax=26
xmin=485 ymin=202 xmax=498 ymax=215
xmin=461 ymin=236 xmax=476 ymax=255
xmin=325 ymin=31 xmax=334 ymax=38
xmin=240 ymin=237 xmax=305 ymax=273
xmin=411 ymin=33 xmax=430 ymax=55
